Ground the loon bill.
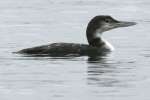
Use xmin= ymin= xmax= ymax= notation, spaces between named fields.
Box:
xmin=16 ymin=15 xmax=136 ymax=56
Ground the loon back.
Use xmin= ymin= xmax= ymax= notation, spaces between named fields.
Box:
xmin=17 ymin=43 xmax=111 ymax=56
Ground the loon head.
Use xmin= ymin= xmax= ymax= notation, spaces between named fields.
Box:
xmin=86 ymin=15 xmax=136 ymax=46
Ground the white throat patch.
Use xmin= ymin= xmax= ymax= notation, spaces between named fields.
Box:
xmin=94 ymin=29 xmax=103 ymax=38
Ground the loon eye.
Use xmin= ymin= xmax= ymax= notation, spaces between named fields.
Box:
xmin=105 ymin=19 xmax=111 ymax=23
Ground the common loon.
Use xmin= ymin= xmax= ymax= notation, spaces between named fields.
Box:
xmin=17 ymin=15 xmax=136 ymax=56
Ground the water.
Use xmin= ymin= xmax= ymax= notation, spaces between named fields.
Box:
xmin=0 ymin=0 xmax=150 ymax=100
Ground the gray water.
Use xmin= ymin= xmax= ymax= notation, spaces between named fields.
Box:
xmin=0 ymin=0 xmax=150 ymax=100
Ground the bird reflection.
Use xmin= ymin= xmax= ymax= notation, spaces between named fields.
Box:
xmin=87 ymin=54 xmax=123 ymax=87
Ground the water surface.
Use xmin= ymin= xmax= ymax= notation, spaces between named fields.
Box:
xmin=0 ymin=0 xmax=150 ymax=100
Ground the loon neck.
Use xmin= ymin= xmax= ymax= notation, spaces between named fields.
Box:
xmin=86 ymin=27 xmax=105 ymax=47
xmin=88 ymin=37 xmax=105 ymax=47
xmin=86 ymin=18 xmax=105 ymax=47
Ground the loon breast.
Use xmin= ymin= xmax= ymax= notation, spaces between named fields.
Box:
xmin=101 ymin=39 xmax=114 ymax=51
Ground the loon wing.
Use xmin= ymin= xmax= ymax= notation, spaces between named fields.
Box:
xmin=17 ymin=43 xmax=88 ymax=55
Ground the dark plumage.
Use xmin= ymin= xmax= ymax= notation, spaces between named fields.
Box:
xmin=17 ymin=43 xmax=108 ymax=56
xmin=16 ymin=15 xmax=136 ymax=56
